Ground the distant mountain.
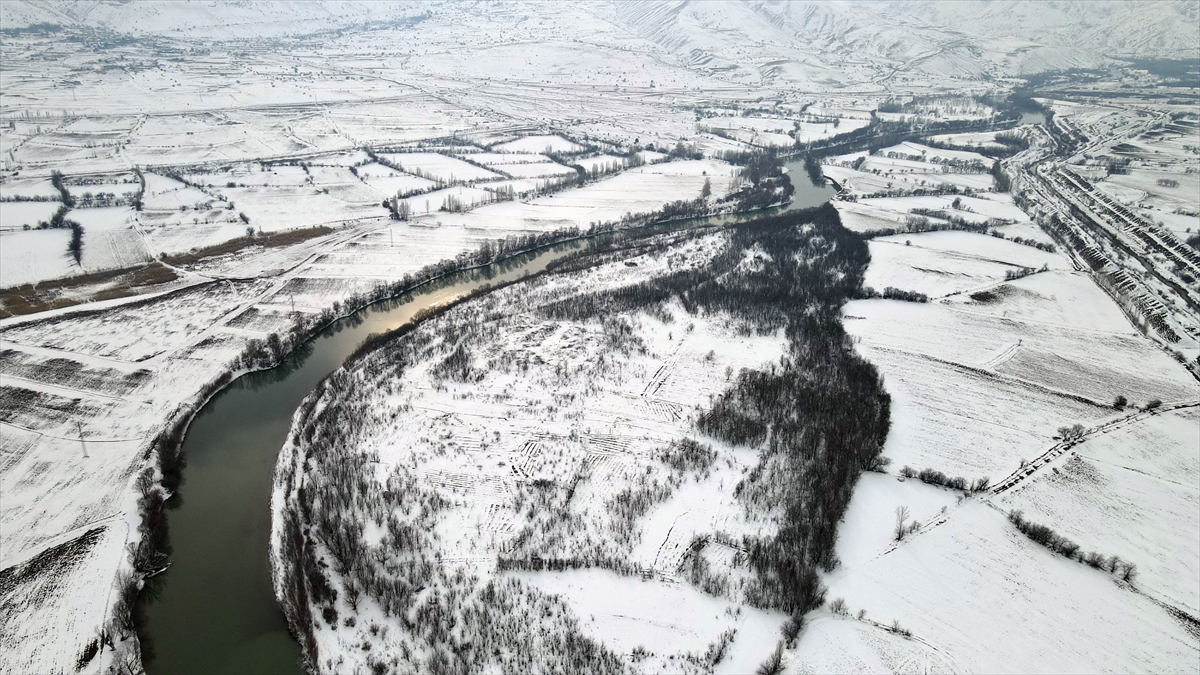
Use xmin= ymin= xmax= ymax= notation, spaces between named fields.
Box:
xmin=2 ymin=0 xmax=1195 ymax=82
xmin=598 ymin=0 xmax=1199 ymax=83
xmin=0 ymin=0 xmax=423 ymax=38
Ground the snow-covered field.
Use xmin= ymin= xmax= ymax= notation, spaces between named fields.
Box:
xmin=801 ymin=499 xmax=1197 ymax=674
xmin=800 ymin=174 xmax=1200 ymax=672
xmin=998 ymin=406 xmax=1200 ymax=616
xmin=379 ymin=152 xmax=503 ymax=183
xmin=492 ymin=134 xmax=584 ymax=153
xmin=1 ymin=1 xmax=1198 ymax=673
xmin=429 ymin=159 xmax=734 ymax=233
xmin=272 ymin=231 xmax=802 ymax=673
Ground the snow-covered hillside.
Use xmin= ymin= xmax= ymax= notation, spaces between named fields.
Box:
xmin=3 ymin=0 xmax=1196 ymax=81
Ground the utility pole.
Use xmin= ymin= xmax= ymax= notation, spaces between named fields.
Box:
xmin=77 ymin=422 xmax=88 ymax=458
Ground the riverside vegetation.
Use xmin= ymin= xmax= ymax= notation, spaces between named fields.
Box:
xmin=272 ymin=202 xmax=891 ymax=673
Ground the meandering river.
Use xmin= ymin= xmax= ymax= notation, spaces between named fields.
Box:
xmin=136 ymin=164 xmax=832 ymax=674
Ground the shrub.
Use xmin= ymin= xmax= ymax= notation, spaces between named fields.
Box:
xmin=865 ymin=454 xmax=891 ymax=472
xmin=74 ymin=640 xmax=99 ymax=671
xmin=1057 ymin=423 xmax=1085 ymax=441
xmin=915 ymin=467 xmax=973 ymax=491
xmin=1120 ymin=563 xmax=1138 ymax=582
xmin=1009 ymin=510 xmax=1134 ymax=582
xmin=755 ymin=643 xmax=784 ymax=675
xmin=321 ymin=606 xmax=339 ymax=626
xmin=882 ymin=286 xmax=929 ymax=303
xmin=781 ymin=614 xmax=805 ymax=648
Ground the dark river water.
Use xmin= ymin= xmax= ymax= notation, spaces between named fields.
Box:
xmin=136 ymin=164 xmax=832 ymax=674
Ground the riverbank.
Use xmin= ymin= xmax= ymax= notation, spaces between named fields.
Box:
xmin=268 ymin=202 xmax=887 ymax=673
xmin=127 ymin=165 xmax=830 ymax=673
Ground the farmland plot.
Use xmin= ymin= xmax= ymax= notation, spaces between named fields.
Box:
xmin=829 ymin=201 xmax=907 ymax=235
xmin=492 ymin=161 xmax=577 ymax=179
xmin=0 ymin=525 xmax=128 ymax=675
xmin=0 ymin=229 xmax=76 ymax=288
xmin=358 ymin=165 xmax=438 ymax=198
xmin=847 ymin=297 xmax=1197 ymax=409
xmin=378 ymin=152 xmax=503 ymax=183
xmin=807 ymin=191 xmax=1200 ymax=673
xmin=431 ymin=159 xmax=735 ymax=233
xmin=941 ymin=270 xmax=1133 ymax=332
xmin=210 ymin=186 xmax=379 ymax=233
xmin=825 ymin=162 xmax=996 ymax=194
xmin=872 ymin=231 xmax=1065 ymax=270
xmin=493 ymin=134 xmax=585 ymax=153
xmin=800 ymin=501 xmax=1199 ymax=674
xmin=877 ymin=142 xmax=992 ymax=165
xmin=0 ymin=207 xmax=148 ymax=288
xmin=460 ymin=152 xmax=557 ymax=167
xmin=0 ymin=177 xmax=60 ymax=200
xmin=925 ymin=129 xmax=1009 ymax=149
xmin=863 ymin=239 xmax=1029 ymax=298
xmin=999 ymin=406 xmax=1200 ymax=615
xmin=0 ymin=279 xmax=273 ymax=362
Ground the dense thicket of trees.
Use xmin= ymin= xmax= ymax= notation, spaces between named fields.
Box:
xmin=43 ymin=169 xmax=84 ymax=263
xmin=713 ymin=152 xmax=794 ymax=211
xmin=274 ymin=203 xmax=889 ymax=669
xmin=543 ymin=204 xmax=891 ymax=619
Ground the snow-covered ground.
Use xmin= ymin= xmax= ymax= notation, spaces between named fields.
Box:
xmin=0 ymin=150 xmax=742 ymax=673
xmin=792 ymin=167 xmax=1200 ymax=672
xmin=1 ymin=1 xmax=1198 ymax=673
xmin=272 ymin=231 xmax=803 ymax=673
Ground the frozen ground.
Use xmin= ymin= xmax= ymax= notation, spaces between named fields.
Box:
xmin=0 ymin=150 xmax=736 ymax=673
xmin=1 ymin=1 xmax=1198 ymax=673
xmin=272 ymin=231 xmax=803 ymax=673
xmin=796 ymin=164 xmax=1200 ymax=672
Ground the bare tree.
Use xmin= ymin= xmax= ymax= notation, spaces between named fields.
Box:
xmin=1120 ymin=563 xmax=1138 ymax=583
xmin=755 ymin=642 xmax=784 ymax=675
xmin=894 ymin=505 xmax=911 ymax=541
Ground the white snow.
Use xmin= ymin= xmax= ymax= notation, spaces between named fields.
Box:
xmin=2 ymin=3 xmax=1197 ymax=673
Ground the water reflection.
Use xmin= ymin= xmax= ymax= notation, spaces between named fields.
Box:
xmin=136 ymin=162 xmax=831 ymax=674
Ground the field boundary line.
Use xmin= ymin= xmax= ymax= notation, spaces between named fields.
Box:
xmin=991 ymin=400 xmax=1200 ymax=494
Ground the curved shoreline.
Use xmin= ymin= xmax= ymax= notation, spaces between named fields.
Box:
xmin=131 ymin=172 xmax=832 ymax=671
